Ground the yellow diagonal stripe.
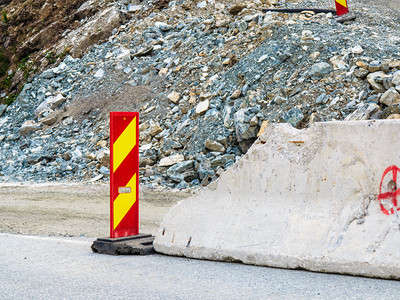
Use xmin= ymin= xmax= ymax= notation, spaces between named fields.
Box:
xmin=113 ymin=174 xmax=137 ymax=230
xmin=113 ymin=117 xmax=136 ymax=172
xmin=336 ymin=0 xmax=347 ymax=7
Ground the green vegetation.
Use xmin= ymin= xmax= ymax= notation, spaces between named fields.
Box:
xmin=45 ymin=49 xmax=71 ymax=64
xmin=1 ymin=11 xmax=8 ymax=23
xmin=0 ymin=49 xmax=9 ymax=77
xmin=5 ymin=94 xmax=17 ymax=105
xmin=59 ymin=47 xmax=71 ymax=60
xmin=17 ymin=56 xmax=29 ymax=67
xmin=17 ymin=56 xmax=37 ymax=79
xmin=0 ymin=76 xmax=19 ymax=105
xmin=0 ymin=73 xmax=14 ymax=90
xmin=45 ymin=51 xmax=57 ymax=64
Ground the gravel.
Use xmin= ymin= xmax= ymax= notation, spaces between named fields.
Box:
xmin=0 ymin=0 xmax=400 ymax=189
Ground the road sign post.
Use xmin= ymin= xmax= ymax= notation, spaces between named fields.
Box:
xmin=91 ymin=112 xmax=155 ymax=254
xmin=110 ymin=112 xmax=139 ymax=238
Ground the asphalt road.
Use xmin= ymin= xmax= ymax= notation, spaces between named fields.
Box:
xmin=1 ymin=233 xmax=399 ymax=300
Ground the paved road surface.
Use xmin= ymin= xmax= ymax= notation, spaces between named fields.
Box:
xmin=1 ymin=233 xmax=399 ymax=300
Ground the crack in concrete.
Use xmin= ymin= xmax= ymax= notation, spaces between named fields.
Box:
xmin=328 ymin=186 xmax=374 ymax=248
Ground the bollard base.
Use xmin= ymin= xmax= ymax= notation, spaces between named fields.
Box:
xmin=91 ymin=234 xmax=155 ymax=255
xmin=334 ymin=14 xmax=356 ymax=23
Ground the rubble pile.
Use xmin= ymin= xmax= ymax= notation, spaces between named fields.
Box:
xmin=0 ymin=0 xmax=399 ymax=188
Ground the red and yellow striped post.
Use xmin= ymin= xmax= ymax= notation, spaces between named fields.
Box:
xmin=335 ymin=0 xmax=349 ymax=16
xmin=110 ymin=112 xmax=139 ymax=238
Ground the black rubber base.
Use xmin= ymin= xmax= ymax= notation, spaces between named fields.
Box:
xmin=91 ymin=234 xmax=155 ymax=255
xmin=334 ymin=15 xmax=357 ymax=23
xmin=262 ymin=8 xmax=336 ymax=14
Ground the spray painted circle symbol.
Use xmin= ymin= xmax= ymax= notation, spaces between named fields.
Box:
xmin=377 ymin=165 xmax=400 ymax=215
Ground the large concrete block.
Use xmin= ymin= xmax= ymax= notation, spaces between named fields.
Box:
xmin=154 ymin=120 xmax=400 ymax=279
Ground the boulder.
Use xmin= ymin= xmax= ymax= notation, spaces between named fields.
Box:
xmin=234 ymin=108 xmax=259 ymax=142
xmin=34 ymin=94 xmax=66 ymax=117
xmin=167 ymin=91 xmax=181 ymax=104
xmin=345 ymin=103 xmax=380 ymax=121
xmin=167 ymin=160 xmax=197 ymax=182
xmin=159 ymin=154 xmax=185 ymax=167
xmin=55 ymin=7 xmax=122 ymax=58
xmin=19 ymin=120 xmax=41 ymax=135
xmin=308 ymin=62 xmax=333 ymax=78
xmin=380 ymin=88 xmax=400 ymax=106
xmin=39 ymin=115 xmax=57 ymax=126
xmin=96 ymin=149 xmax=110 ymax=167
xmin=367 ymin=72 xmax=387 ymax=92
xmin=205 ymin=140 xmax=226 ymax=153
xmin=149 ymin=121 xmax=163 ymax=137
xmin=283 ymin=107 xmax=304 ymax=127
xmin=195 ymin=100 xmax=209 ymax=115
xmin=391 ymin=70 xmax=400 ymax=92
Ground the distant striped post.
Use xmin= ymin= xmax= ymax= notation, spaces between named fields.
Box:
xmin=335 ymin=0 xmax=349 ymax=16
xmin=110 ymin=112 xmax=139 ymax=238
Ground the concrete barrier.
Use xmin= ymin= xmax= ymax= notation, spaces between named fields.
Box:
xmin=154 ymin=120 xmax=400 ymax=279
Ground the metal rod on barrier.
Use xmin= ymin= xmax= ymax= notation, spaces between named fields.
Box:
xmin=262 ymin=1 xmax=350 ymax=17
xmin=261 ymin=8 xmax=336 ymax=14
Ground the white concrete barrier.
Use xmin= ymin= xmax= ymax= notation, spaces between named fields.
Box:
xmin=154 ymin=120 xmax=400 ymax=279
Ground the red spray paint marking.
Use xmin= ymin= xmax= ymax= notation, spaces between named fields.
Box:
xmin=377 ymin=165 xmax=400 ymax=215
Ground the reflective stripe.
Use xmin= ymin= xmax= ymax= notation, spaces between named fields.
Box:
xmin=113 ymin=117 xmax=136 ymax=172
xmin=336 ymin=0 xmax=347 ymax=8
xmin=113 ymin=174 xmax=137 ymax=230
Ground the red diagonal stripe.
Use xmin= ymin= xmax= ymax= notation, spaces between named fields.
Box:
xmin=114 ymin=204 xmax=139 ymax=234
xmin=110 ymin=114 xmax=135 ymax=144
xmin=111 ymin=147 xmax=138 ymax=201
xmin=335 ymin=2 xmax=348 ymax=16
xmin=110 ymin=112 xmax=139 ymax=238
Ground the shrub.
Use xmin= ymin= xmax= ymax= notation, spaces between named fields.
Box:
xmin=1 ymin=11 xmax=8 ymax=23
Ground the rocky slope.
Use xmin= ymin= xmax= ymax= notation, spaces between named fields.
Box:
xmin=0 ymin=0 xmax=400 ymax=189
xmin=0 ymin=0 xmax=97 ymax=100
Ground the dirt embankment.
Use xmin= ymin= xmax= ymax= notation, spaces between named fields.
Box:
xmin=0 ymin=183 xmax=191 ymax=237
xmin=0 ymin=0 xmax=100 ymax=101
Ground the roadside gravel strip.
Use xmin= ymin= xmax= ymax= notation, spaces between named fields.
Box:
xmin=0 ymin=183 xmax=190 ymax=237
xmin=1 ymin=233 xmax=400 ymax=300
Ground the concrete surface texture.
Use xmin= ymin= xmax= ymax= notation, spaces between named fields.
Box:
xmin=154 ymin=120 xmax=400 ymax=279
